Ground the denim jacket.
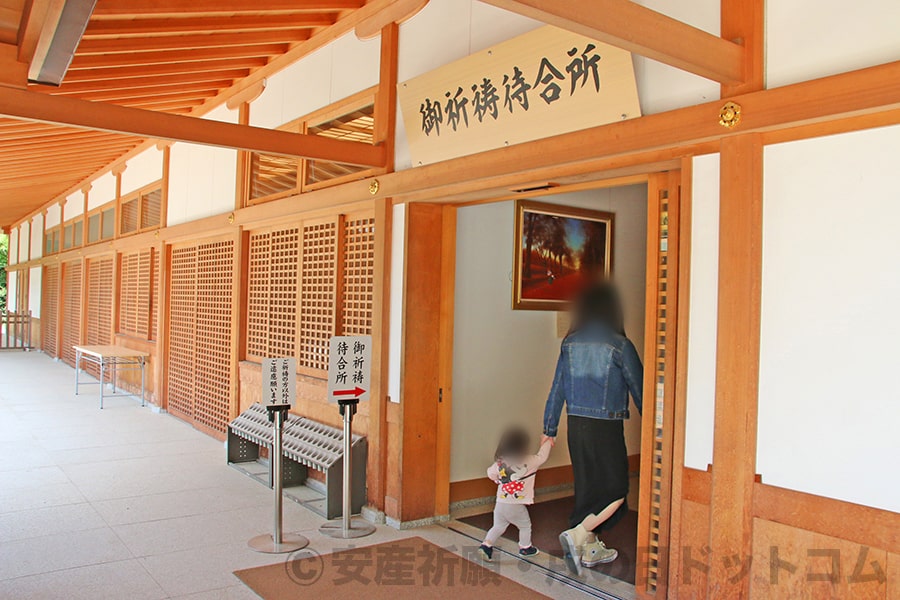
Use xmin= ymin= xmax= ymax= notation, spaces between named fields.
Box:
xmin=542 ymin=323 xmax=643 ymax=437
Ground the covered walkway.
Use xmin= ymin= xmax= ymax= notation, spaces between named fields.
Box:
xmin=0 ymin=351 xmax=591 ymax=599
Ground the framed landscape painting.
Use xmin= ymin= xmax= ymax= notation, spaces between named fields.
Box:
xmin=513 ymin=200 xmax=614 ymax=310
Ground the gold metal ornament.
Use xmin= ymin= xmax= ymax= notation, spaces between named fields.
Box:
xmin=369 ymin=179 xmax=380 ymax=195
xmin=719 ymin=102 xmax=742 ymax=129
xmin=227 ymin=212 xmax=235 ymax=224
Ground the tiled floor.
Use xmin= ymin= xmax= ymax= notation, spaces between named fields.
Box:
xmin=0 ymin=352 xmax=601 ymax=599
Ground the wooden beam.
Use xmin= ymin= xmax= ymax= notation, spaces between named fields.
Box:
xmin=355 ymin=0 xmax=427 ymax=40
xmin=61 ymin=57 xmax=267 ymax=81
xmin=75 ymin=30 xmax=312 ymax=55
xmin=82 ymin=13 xmax=336 ymax=37
xmin=17 ymin=0 xmax=54 ymax=63
xmin=708 ymin=134 xmax=762 ymax=599
xmin=225 ymin=81 xmax=265 ymax=110
xmin=721 ymin=0 xmax=764 ymax=96
xmin=91 ymin=0 xmax=365 ymax=16
xmin=0 ymin=42 xmax=28 ymax=89
xmin=67 ymin=44 xmax=288 ymax=69
xmin=478 ymin=0 xmax=744 ymax=84
xmin=373 ymin=22 xmax=397 ymax=169
xmin=0 ymin=86 xmax=387 ymax=166
xmin=367 ymin=61 xmax=900 ymax=203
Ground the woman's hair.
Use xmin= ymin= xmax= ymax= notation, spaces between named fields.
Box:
xmin=571 ymin=280 xmax=626 ymax=335
xmin=494 ymin=426 xmax=531 ymax=462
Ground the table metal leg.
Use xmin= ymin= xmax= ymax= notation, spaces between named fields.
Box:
xmin=140 ymin=359 xmax=145 ymax=407
xmin=75 ymin=350 xmax=81 ymax=395
xmin=99 ymin=360 xmax=104 ymax=410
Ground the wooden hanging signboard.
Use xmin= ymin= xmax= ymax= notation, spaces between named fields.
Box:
xmin=398 ymin=25 xmax=641 ymax=167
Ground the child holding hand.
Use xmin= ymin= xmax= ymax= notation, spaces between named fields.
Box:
xmin=477 ymin=426 xmax=553 ymax=561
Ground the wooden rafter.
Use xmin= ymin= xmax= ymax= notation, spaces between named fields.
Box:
xmin=90 ymin=0 xmax=365 ymax=17
xmin=61 ymin=58 xmax=267 ymax=81
xmin=62 ymin=82 xmax=229 ymax=102
xmin=34 ymin=69 xmax=249 ymax=93
xmin=82 ymin=14 xmax=336 ymax=37
xmin=477 ymin=0 xmax=744 ymax=84
xmin=0 ymin=86 xmax=387 ymax=166
xmin=68 ymin=44 xmax=289 ymax=69
xmin=75 ymin=30 xmax=312 ymax=55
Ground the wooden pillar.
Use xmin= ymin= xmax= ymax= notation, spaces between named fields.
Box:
xmin=368 ymin=196 xmax=392 ymax=512
xmin=234 ymin=105 xmax=250 ymax=210
xmin=708 ymin=134 xmax=763 ymax=599
xmin=395 ymin=203 xmax=446 ymax=523
xmin=434 ymin=204 xmax=456 ymax=517
xmin=160 ymin=144 xmax=171 ymax=229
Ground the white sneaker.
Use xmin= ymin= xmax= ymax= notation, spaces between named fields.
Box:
xmin=558 ymin=526 xmax=589 ymax=576
xmin=581 ymin=540 xmax=618 ymax=567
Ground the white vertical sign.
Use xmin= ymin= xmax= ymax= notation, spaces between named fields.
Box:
xmin=263 ymin=357 xmax=296 ymax=408
xmin=327 ymin=336 xmax=372 ymax=402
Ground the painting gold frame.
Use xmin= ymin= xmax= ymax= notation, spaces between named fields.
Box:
xmin=512 ymin=199 xmax=614 ymax=310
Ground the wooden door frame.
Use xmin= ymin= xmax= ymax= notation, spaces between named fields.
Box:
xmin=432 ymin=165 xmax=693 ymax=586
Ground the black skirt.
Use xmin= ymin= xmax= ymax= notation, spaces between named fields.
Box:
xmin=567 ymin=415 xmax=630 ymax=532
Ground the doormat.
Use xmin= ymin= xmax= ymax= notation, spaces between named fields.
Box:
xmin=234 ymin=536 xmax=551 ymax=599
xmin=460 ymin=497 xmax=638 ymax=585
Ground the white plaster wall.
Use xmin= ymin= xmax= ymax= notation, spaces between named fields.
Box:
xmin=64 ymin=191 xmax=83 ymax=220
xmin=387 ymin=203 xmax=406 ymax=403
xmin=29 ymin=266 xmax=41 ymax=319
xmin=250 ymin=31 xmax=381 ymax=130
xmin=44 ymin=204 xmax=60 ymax=229
xmin=759 ymin=125 xmax=900 ymax=512
xmin=767 ymin=0 xmax=900 ymax=89
xmin=631 ymin=0 xmax=720 ymax=114
xmin=683 ymin=153 xmax=720 ymax=471
xmin=8 ymin=228 xmax=17 ymax=265
xmin=121 ymin=147 xmax=163 ymax=195
xmin=30 ymin=215 xmax=42 ymax=259
xmin=6 ymin=269 xmax=16 ymax=311
xmin=450 ymin=186 xmax=647 ymax=482
xmin=88 ymin=173 xmax=117 ymax=210
xmin=167 ymin=105 xmax=238 ymax=227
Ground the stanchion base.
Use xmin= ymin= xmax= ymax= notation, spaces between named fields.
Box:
xmin=248 ymin=533 xmax=309 ymax=554
xmin=319 ymin=518 xmax=376 ymax=539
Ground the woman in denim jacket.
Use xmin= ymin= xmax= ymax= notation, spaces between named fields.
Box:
xmin=542 ymin=282 xmax=643 ymax=576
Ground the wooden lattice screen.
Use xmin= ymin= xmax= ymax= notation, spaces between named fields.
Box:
xmin=341 ymin=216 xmax=375 ymax=336
xmin=118 ymin=249 xmax=154 ymax=339
xmin=167 ymin=246 xmax=197 ymax=420
xmin=41 ymin=263 xmax=59 ymax=357
xmin=245 ymin=214 xmax=375 ymax=374
xmin=167 ymin=239 xmax=235 ymax=436
xmin=638 ymin=176 xmax=681 ymax=596
xmin=299 ymin=220 xmax=337 ymax=372
xmin=85 ymin=257 xmax=114 ymax=379
xmin=246 ymin=227 xmax=300 ymax=361
xmin=60 ymin=260 xmax=83 ymax=367
xmin=149 ymin=250 xmax=159 ymax=339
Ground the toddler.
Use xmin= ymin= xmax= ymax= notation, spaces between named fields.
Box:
xmin=477 ymin=426 xmax=552 ymax=561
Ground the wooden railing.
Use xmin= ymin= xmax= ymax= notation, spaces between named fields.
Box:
xmin=0 ymin=311 xmax=32 ymax=350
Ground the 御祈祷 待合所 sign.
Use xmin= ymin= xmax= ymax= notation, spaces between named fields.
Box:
xmin=327 ymin=336 xmax=372 ymax=403
xmin=397 ymin=25 xmax=641 ymax=167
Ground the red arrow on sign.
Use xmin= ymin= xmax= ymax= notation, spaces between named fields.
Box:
xmin=333 ymin=387 xmax=366 ymax=397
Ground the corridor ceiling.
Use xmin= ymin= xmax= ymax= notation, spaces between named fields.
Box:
xmin=0 ymin=0 xmax=367 ymax=227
